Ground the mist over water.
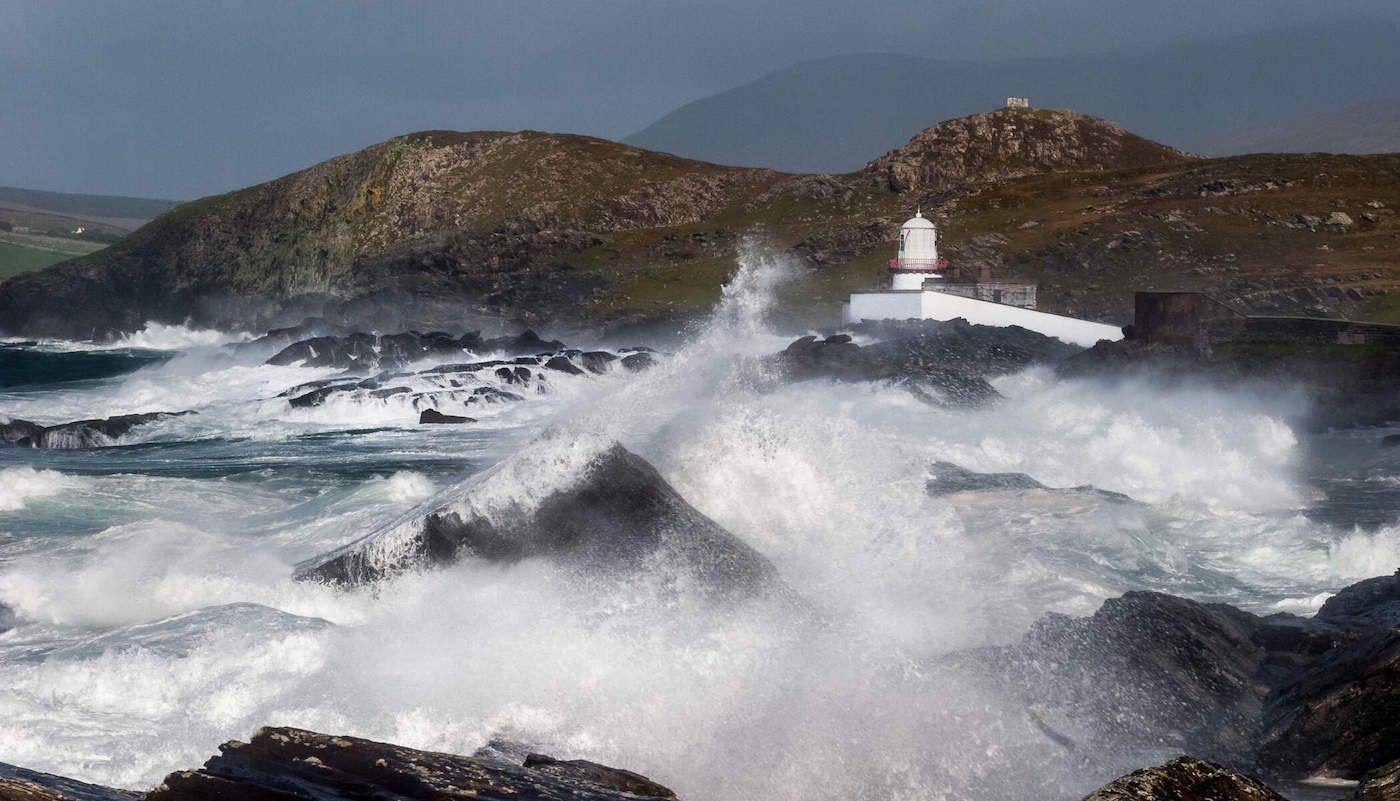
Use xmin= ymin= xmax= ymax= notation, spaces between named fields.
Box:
xmin=1 ymin=248 xmax=1397 ymax=798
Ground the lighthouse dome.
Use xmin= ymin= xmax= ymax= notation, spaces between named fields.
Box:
xmin=896 ymin=210 xmax=939 ymax=263
xmin=900 ymin=211 xmax=936 ymax=230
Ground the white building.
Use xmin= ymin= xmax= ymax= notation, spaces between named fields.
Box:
xmin=842 ymin=212 xmax=1125 ymax=348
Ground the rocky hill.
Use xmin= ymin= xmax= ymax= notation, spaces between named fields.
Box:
xmin=2 ymin=108 xmax=1398 ymax=339
xmin=865 ymin=108 xmax=1193 ymax=194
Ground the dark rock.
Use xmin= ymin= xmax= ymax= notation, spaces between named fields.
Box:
xmin=773 ymin=318 xmax=1079 ymax=407
xmin=926 ymin=461 xmax=1047 ymax=494
xmin=0 ymin=762 xmax=140 ymax=801
xmin=925 ymin=461 xmax=1134 ymax=502
xmin=267 ymin=331 xmax=471 ymax=372
xmin=141 ymin=726 xmax=675 ymax=801
xmin=0 ymin=418 xmax=44 ymax=446
xmin=544 ymin=355 xmax=584 ymax=375
xmin=1 ymin=412 xmax=189 ymax=449
xmin=1382 ymin=434 xmax=1400 ymax=448
xmin=467 ymin=386 xmax=523 ymax=405
xmin=1004 ymin=591 xmax=1270 ymax=761
xmin=419 ymin=409 xmax=475 ymax=424
xmin=1355 ymin=759 xmax=1400 ymax=801
xmin=480 ymin=330 xmax=565 ymax=355
xmin=295 ymin=443 xmax=778 ymax=596
xmin=1078 ymin=756 xmax=1286 ymax=801
xmin=522 ymin=754 xmax=676 ymax=799
xmin=1255 ymin=630 xmax=1400 ymax=779
xmin=1317 ymin=570 xmax=1400 ymax=628
xmin=579 ymin=351 xmax=618 ymax=374
xmin=620 ymin=352 xmax=656 ymax=372
xmin=0 ymin=602 xmax=14 ymax=634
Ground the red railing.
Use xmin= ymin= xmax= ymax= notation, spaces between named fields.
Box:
xmin=888 ymin=257 xmax=950 ymax=271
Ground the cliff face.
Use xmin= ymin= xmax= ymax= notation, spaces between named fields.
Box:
xmin=1 ymin=109 xmax=1397 ymax=339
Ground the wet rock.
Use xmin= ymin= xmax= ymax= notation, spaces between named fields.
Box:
xmin=773 ymin=319 xmax=1077 ymax=407
xmin=522 ymin=754 xmax=676 ymax=799
xmin=1078 ymin=756 xmax=1286 ymax=801
xmin=1382 ymin=434 xmax=1400 ymax=448
xmin=1355 ymin=759 xmax=1400 ymax=801
xmin=141 ymin=726 xmax=676 ymax=801
xmin=1 ymin=412 xmax=189 ymax=449
xmin=0 ymin=762 xmax=140 ymax=801
xmin=420 ymin=409 xmax=475 ymax=424
xmin=579 ymin=351 xmax=618 ymax=374
xmin=0 ymin=602 xmax=14 ymax=634
xmin=1255 ymin=630 xmax=1400 ymax=779
xmin=620 ymin=352 xmax=656 ymax=372
xmin=266 ymin=329 xmax=566 ymax=372
xmin=544 ymin=355 xmax=584 ymax=375
xmin=0 ymin=418 xmax=44 ymax=446
xmin=295 ymin=443 xmax=777 ymax=596
xmin=924 ymin=461 xmax=1135 ymax=502
xmin=1005 ymin=591 xmax=1271 ymax=762
xmin=1317 ymin=569 xmax=1400 ymax=628
xmin=466 ymin=386 xmax=524 ymax=405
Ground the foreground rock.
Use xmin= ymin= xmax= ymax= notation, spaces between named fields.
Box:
xmin=0 ymin=763 xmax=138 ymax=801
xmin=296 ymin=443 xmax=777 ymax=596
xmin=1356 ymin=760 xmax=1400 ymax=801
xmin=1078 ymin=757 xmax=1285 ymax=801
xmin=996 ymin=571 xmax=1400 ymax=781
xmin=1 ymin=412 xmax=187 ymax=448
xmin=0 ymin=727 xmax=676 ymax=801
xmin=774 ymin=318 xmax=1080 ymax=406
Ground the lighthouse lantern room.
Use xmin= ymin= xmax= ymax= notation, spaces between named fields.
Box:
xmin=889 ymin=210 xmax=946 ymax=290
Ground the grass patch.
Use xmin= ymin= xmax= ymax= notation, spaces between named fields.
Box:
xmin=0 ymin=241 xmax=77 ymax=280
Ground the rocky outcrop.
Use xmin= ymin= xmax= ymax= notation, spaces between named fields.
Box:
xmin=865 ymin=107 xmax=1194 ymax=194
xmin=0 ymin=727 xmax=676 ymax=801
xmin=295 ymin=444 xmax=777 ymax=595
xmin=1 ymin=412 xmax=188 ymax=448
xmin=1356 ymin=760 xmax=1400 ymax=801
xmin=267 ymin=330 xmax=564 ymax=372
xmin=273 ymin=344 xmax=648 ymax=419
xmin=773 ymin=318 xmax=1080 ymax=406
xmin=1078 ymin=757 xmax=1286 ymax=801
xmin=0 ymin=763 xmax=139 ymax=801
xmin=1254 ymin=630 xmax=1400 ymax=779
xmin=925 ymin=461 xmax=1132 ymax=502
xmin=419 ymin=409 xmax=474 ymax=424
xmin=1317 ymin=570 xmax=1400 ymax=628
xmin=996 ymin=573 xmax=1400 ymax=782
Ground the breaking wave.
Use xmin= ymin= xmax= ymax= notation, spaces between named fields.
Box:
xmin=0 ymin=242 xmax=1392 ymax=798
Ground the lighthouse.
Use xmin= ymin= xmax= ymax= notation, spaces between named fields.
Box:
xmin=889 ymin=210 xmax=946 ymax=290
xmin=841 ymin=210 xmax=1127 ymax=347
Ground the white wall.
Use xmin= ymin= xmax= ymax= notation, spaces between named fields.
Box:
xmin=844 ymin=290 xmax=1124 ymax=347
xmin=844 ymin=292 xmax=924 ymax=324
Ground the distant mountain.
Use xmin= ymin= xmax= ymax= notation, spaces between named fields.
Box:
xmin=0 ymin=186 xmax=181 ymax=224
xmin=623 ymin=22 xmax=1400 ymax=173
xmin=4 ymin=108 xmax=1398 ymax=340
xmin=1205 ymin=95 xmax=1400 ymax=156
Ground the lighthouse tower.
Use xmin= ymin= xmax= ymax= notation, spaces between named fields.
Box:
xmin=889 ymin=210 xmax=945 ymax=290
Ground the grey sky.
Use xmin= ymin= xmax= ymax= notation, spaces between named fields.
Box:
xmin=4 ymin=0 xmax=1399 ymax=199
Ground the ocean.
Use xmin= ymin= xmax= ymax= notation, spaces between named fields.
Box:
xmin=1 ymin=253 xmax=1397 ymax=799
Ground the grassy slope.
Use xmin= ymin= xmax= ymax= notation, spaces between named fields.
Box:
xmin=0 ymin=241 xmax=79 ymax=280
